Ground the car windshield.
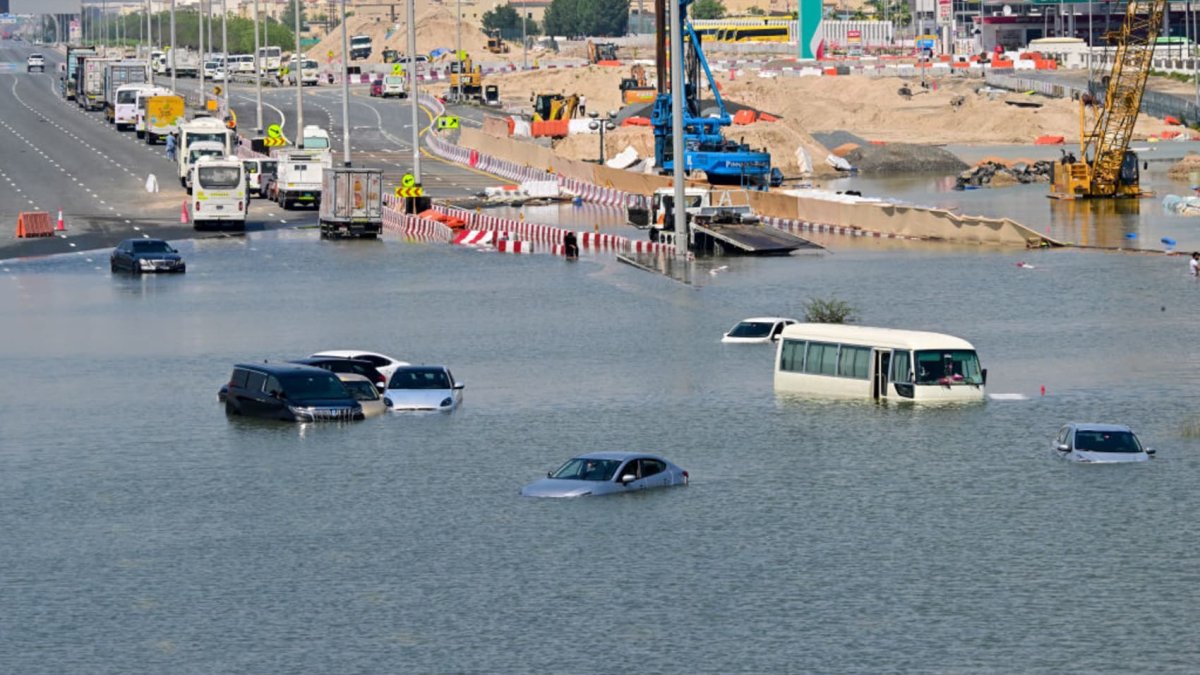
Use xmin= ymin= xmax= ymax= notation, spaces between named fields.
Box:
xmin=279 ymin=373 xmax=349 ymax=400
xmin=260 ymin=161 xmax=277 ymax=175
xmin=303 ymin=136 xmax=329 ymax=149
xmin=130 ymin=240 xmax=174 ymax=254
xmin=728 ymin=321 xmax=773 ymax=338
xmin=302 ymin=60 xmax=318 ymax=69
xmin=385 ymin=75 xmax=404 ymax=84
xmin=187 ymin=132 xmax=227 ymax=146
xmin=914 ymin=349 xmax=983 ymax=385
xmin=388 ymin=368 xmax=450 ymax=389
xmin=1074 ymin=430 xmax=1143 ymax=453
xmin=117 ymin=89 xmax=140 ymax=103
xmin=342 ymin=380 xmax=379 ymax=401
xmin=198 ymin=166 xmax=240 ymax=189
xmin=551 ymin=458 xmax=623 ymax=482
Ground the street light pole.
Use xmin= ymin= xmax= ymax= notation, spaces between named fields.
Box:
xmin=339 ymin=0 xmax=351 ymax=166
xmin=670 ymin=0 xmax=687 ymax=256
xmin=294 ymin=0 xmax=304 ymax=146
xmin=407 ymin=0 xmax=421 ymax=183
xmin=222 ymin=0 xmax=228 ymax=119
xmin=455 ymin=0 xmax=462 ymax=100
xmin=169 ymin=0 xmax=176 ymax=93
xmin=521 ymin=1 xmax=526 ymax=70
xmin=199 ymin=0 xmax=206 ymax=102
xmin=254 ymin=0 xmax=263 ymax=132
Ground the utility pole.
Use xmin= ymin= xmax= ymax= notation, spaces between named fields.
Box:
xmin=169 ymin=0 xmax=176 ymax=93
xmin=339 ymin=0 xmax=351 ymax=166
xmin=254 ymin=0 xmax=263 ymax=132
xmin=221 ymin=0 xmax=228 ymax=118
xmin=521 ymin=1 xmax=526 ymax=70
xmin=294 ymin=0 xmax=304 ymax=147
xmin=670 ymin=0 xmax=686 ymax=256
xmin=407 ymin=0 xmax=421 ymax=183
xmin=199 ymin=0 xmax=206 ymax=105
xmin=455 ymin=0 xmax=462 ymax=100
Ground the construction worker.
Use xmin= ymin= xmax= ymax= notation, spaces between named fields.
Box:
xmin=578 ymin=94 xmax=587 ymax=118
xmin=165 ymin=132 xmax=177 ymax=162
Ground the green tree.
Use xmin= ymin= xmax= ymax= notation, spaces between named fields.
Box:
xmin=692 ymin=0 xmax=726 ymax=20
xmin=803 ymin=297 xmax=858 ymax=324
xmin=746 ymin=6 xmax=766 ymax=15
xmin=482 ymin=3 xmax=541 ymax=40
xmin=544 ymin=0 xmax=628 ymax=38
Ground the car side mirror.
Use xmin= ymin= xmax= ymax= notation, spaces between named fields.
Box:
xmin=620 ymin=474 xmax=637 ymax=484
xmin=1146 ymin=448 xmax=1156 ymax=456
xmin=1056 ymin=443 xmax=1070 ymax=452
xmin=453 ymin=382 xmax=465 ymax=390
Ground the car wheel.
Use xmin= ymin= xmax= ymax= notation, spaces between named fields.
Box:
xmin=110 ymin=260 xmax=119 ymax=273
xmin=225 ymin=400 xmax=240 ymax=416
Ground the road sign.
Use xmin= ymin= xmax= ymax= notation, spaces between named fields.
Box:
xmin=401 ymin=173 xmax=416 ymax=188
xmin=263 ymin=137 xmax=288 ymax=147
xmin=437 ymin=115 xmax=460 ymax=130
xmin=264 ymin=123 xmax=288 ymax=146
xmin=391 ymin=63 xmax=404 ymax=76
xmin=213 ymin=85 xmax=222 ymax=96
xmin=394 ymin=186 xmax=424 ymax=198
xmin=327 ymin=50 xmax=334 ymax=61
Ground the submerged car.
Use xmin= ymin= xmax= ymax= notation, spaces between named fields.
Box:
xmin=337 ymin=373 xmax=386 ymax=418
xmin=1052 ymin=423 xmax=1155 ymax=463
xmin=520 ymin=452 xmax=689 ymax=498
xmin=722 ymin=317 xmax=798 ymax=344
xmin=310 ymin=350 xmax=409 ymax=382
xmin=110 ymin=238 xmax=186 ymax=274
xmin=382 ymin=365 xmax=463 ymax=412
xmin=289 ymin=357 xmax=388 ymax=392
xmin=223 ymin=363 xmax=364 ymax=422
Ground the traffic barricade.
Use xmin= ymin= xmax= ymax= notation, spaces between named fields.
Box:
xmin=15 ymin=211 xmax=53 ymax=238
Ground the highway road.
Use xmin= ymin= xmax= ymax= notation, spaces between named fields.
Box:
xmin=0 ymin=39 xmax=508 ymax=260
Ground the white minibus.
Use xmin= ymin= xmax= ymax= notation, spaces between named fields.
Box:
xmin=190 ymin=157 xmax=247 ymax=231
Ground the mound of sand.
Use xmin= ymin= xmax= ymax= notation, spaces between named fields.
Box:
xmin=1169 ymin=153 xmax=1200 ymax=180
xmin=306 ymin=3 xmax=496 ymax=65
xmin=473 ymin=65 xmax=633 ymax=118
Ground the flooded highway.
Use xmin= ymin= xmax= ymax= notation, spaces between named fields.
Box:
xmin=4 ymin=228 xmax=1200 ymax=673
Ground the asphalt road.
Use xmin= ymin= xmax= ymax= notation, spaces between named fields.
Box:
xmin=0 ymin=40 xmax=509 ymax=260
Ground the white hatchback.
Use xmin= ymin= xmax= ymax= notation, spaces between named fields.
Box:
xmin=722 ymin=316 xmax=798 ymax=344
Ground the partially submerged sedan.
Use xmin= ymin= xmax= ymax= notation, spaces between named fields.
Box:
xmin=383 ymin=365 xmax=463 ymax=412
xmin=337 ymin=373 xmax=386 ymax=418
xmin=722 ymin=317 xmax=797 ymax=344
xmin=1052 ymin=423 xmax=1155 ymax=463
xmin=520 ymin=452 xmax=689 ymax=498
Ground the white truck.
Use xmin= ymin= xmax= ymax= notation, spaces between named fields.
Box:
xmin=319 ymin=168 xmax=383 ymax=239
xmin=166 ymin=48 xmax=201 ymax=77
xmin=177 ymin=116 xmax=234 ymax=189
xmin=271 ymin=150 xmax=325 ymax=209
xmin=78 ymin=55 xmax=116 ymax=110
xmin=190 ymin=156 xmax=248 ymax=231
xmin=286 ymin=58 xmax=320 ymax=86
xmin=103 ymin=61 xmax=149 ymax=123
xmin=114 ymin=83 xmax=160 ymax=130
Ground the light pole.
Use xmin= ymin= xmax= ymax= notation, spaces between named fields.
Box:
xmin=521 ymin=1 xmax=526 ymax=70
xmin=254 ymin=0 xmax=262 ymax=132
xmin=588 ymin=111 xmax=615 ymax=164
xmin=669 ymin=0 xmax=687 ymax=255
xmin=455 ymin=0 xmax=462 ymax=100
xmin=169 ymin=0 xmax=176 ymax=93
xmin=222 ymin=0 xmax=229 ymax=120
xmin=407 ymin=0 xmax=421 ymax=184
xmin=339 ymin=0 xmax=351 ymax=166
xmin=294 ymin=0 xmax=304 ymax=147
xmin=199 ymin=0 xmax=206 ymax=104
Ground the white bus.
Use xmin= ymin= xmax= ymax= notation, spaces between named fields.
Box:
xmin=190 ymin=156 xmax=247 ymax=231
xmin=257 ymin=46 xmax=282 ymax=73
xmin=773 ymin=324 xmax=986 ymax=403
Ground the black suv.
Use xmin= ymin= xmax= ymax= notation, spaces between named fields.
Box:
xmin=224 ymin=363 xmax=364 ymax=422
xmin=289 ymin=357 xmax=387 ymax=391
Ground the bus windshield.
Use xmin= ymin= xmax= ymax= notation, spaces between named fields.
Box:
xmin=914 ymin=350 xmax=982 ymax=385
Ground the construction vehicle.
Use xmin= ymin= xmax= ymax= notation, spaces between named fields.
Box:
xmin=447 ymin=55 xmax=483 ymax=102
xmin=1051 ymin=0 xmax=1165 ymax=199
xmin=620 ymin=63 xmax=656 ymax=105
xmin=587 ymin=40 xmax=619 ymax=64
xmin=650 ymin=0 xmax=775 ymax=188
xmin=532 ymin=93 xmax=579 ymax=122
xmin=486 ymin=29 xmax=510 ymax=54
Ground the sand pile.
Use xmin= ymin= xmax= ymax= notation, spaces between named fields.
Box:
xmin=551 ymin=127 xmax=656 ymax=164
xmin=306 ymin=3 xmax=494 ymax=64
xmin=478 ymin=65 xmax=632 ymax=116
xmin=1169 ymin=153 xmax=1200 ymax=180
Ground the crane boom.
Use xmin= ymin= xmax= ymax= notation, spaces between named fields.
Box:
xmin=1052 ymin=0 xmax=1166 ymax=198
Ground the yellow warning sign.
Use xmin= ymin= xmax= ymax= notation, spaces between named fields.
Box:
xmin=436 ymin=115 xmax=460 ymax=130
xmin=213 ymin=85 xmax=223 ymax=96
xmin=394 ymin=186 xmax=423 ymax=198
xmin=391 ymin=63 xmax=404 ymax=76
xmin=401 ymin=173 xmax=416 ymax=188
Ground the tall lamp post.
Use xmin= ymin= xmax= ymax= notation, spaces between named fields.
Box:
xmin=294 ymin=0 xmax=304 ymax=147
xmin=407 ymin=0 xmax=421 ymax=184
xmin=588 ymin=111 xmax=616 ymax=164
xmin=521 ymin=1 xmax=527 ymax=70
xmin=455 ymin=0 xmax=462 ymax=100
xmin=339 ymin=0 xmax=351 ymax=166
xmin=254 ymin=0 xmax=262 ymax=132
xmin=221 ymin=0 xmax=228 ymax=119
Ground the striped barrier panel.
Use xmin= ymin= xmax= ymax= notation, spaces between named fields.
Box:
xmin=496 ymin=239 xmax=533 ymax=254
xmin=453 ymin=230 xmax=495 ymax=246
xmin=760 ymin=215 xmax=913 ymax=240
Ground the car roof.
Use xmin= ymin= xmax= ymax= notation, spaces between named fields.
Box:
xmin=292 ymin=356 xmax=375 ymax=367
xmin=737 ymin=317 xmax=796 ymax=323
xmin=336 ymin=373 xmax=372 ymax=383
xmin=233 ymin=362 xmax=333 ymax=376
xmin=312 ymin=350 xmax=391 ymax=359
xmin=394 ymin=364 xmax=449 ymax=372
xmin=118 ymin=237 xmax=169 ymax=245
xmin=572 ymin=451 xmax=668 ymax=462
xmin=1071 ymin=423 xmax=1135 ymax=433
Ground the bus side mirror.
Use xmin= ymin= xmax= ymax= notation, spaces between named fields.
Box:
xmin=981 ymin=368 xmax=988 ymax=385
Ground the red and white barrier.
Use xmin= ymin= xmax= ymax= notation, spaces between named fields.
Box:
xmin=496 ymin=239 xmax=532 ymax=254
xmin=453 ymin=230 xmax=494 ymax=246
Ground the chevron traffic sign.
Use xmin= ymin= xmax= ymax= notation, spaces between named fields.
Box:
xmin=394 ymin=186 xmax=424 ymax=198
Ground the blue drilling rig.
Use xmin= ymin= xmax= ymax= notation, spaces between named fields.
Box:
xmin=650 ymin=0 xmax=778 ymax=189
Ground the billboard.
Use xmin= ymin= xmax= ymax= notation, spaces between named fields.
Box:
xmin=10 ymin=0 xmax=81 ymax=13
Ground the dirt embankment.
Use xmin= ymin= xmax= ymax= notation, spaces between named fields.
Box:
xmin=306 ymin=2 xmax=496 ymax=65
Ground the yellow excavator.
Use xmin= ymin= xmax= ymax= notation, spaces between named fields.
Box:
xmin=620 ymin=63 xmax=656 ymax=104
xmin=448 ymin=54 xmax=484 ymax=102
xmin=587 ymin=40 xmax=619 ymax=64
xmin=1051 ymin=0 xmax=1165 ymax=199
xmin=532 ymin=93 xmax=580 ymax=121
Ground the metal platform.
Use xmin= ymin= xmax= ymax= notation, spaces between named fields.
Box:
xmin=691 ymin=221 xmax=820 ymax=256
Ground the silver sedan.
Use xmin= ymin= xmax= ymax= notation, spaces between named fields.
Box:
xmin=520 ymin=452 xmax=689 ymax=498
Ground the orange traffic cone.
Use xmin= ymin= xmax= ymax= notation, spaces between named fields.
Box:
xmin=181 ymin=200 xmax=190 ymax=225
xmin=55 ymin=209 xmax=65 ymax=232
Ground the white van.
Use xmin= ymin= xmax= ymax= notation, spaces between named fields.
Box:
xmin=182 ymin=141 xmax=228 ymax=192
xmin=113 ymin=83 xmax=153 ymax=130
xmin=242 ymin=157 xmax=278 ymax=198
xmin=177 ymin=115 xmax=234 ymax=187
xmin=774 ymin=324 xmax=986 ymax=403
xmin=129 ymin=85 xmax=171 ymax=135
xmin=190 ymin=157 xmax=247 ymax=230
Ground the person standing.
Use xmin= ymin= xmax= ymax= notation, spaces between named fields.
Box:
xmin=1190 ymin=252 xmax=1200 ymax=277
xmin=165 ymin=132 xmax=177 ymax=162
xmin=578 ymin=94 xmax=587 ymax=118
xmin=563 ymin=231 xmax=579 ymax=260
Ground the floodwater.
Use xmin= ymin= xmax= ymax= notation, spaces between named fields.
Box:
xmin=830 ymin=142 xmax=1200 ymax=251
xmin=3 ymin=228 xmax=1200 ymax=673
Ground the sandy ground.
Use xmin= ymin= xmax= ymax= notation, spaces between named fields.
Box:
xmin=474 ymin=65 xmax=1181 ymax=177
xmin=307 ymin=2 xmax=496 ymax=64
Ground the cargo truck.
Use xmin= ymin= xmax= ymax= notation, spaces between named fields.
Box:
xmin=78 ymin=55 xmax=116 ymax=110
xmin=137 ymin=91 xmax=183 ymax=142
xmin=166 ymin=48 xmax=201 ymax=77
xmin=104 ymin=61 xmax=150 ymax=123
xmin=63 ymin=46 xmax=97 ymax=100
xmin=272 ymin=150 xmax=325 ymax=209
xmin=319 ymin=168 xmax=383 ymax=239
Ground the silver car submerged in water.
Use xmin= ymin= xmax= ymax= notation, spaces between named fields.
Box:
xmin=382 ymin=365 xmax=463 ymax=412
xmin=1052 ymin=423 xmax=1155 ymax=463
xmin=520 ymin=452 xmax=689 ymax=498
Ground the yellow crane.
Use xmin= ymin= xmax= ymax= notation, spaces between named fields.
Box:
xmin=1051 ymin=0 xmax=1166 ymax=199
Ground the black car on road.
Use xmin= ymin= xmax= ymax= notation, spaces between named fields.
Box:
xmin=110 ymin=238 xmax=186 ymax=274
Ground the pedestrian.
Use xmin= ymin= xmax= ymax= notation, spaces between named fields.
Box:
xmin=165 ymin=132 xmax=177 ymax=162
xmin=563 ymin=231 xmax=579 ymax=260
xmin=1190 ymin=252 xmax=1200 ymax=277
xmin=578 ymin=94 xmax=587 ymax=118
